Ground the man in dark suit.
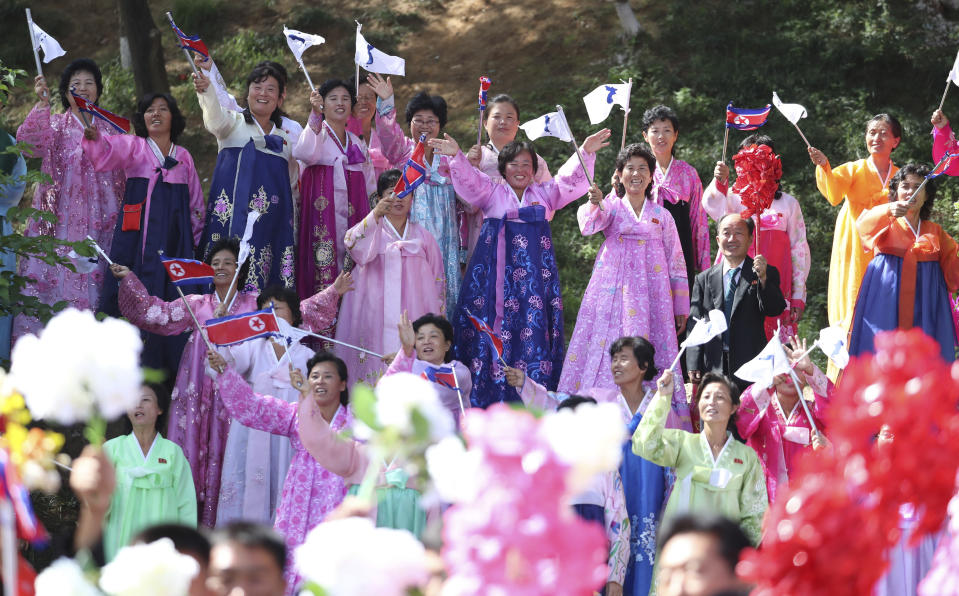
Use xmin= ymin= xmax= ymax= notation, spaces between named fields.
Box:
xmin=688 ymin=213 xmax=786 ymax=392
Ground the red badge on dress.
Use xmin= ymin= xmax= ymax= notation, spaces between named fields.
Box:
xmin=734 ymin=458 xmax=744 ymax=464
xmin=652 ymin=218 xmax=659 ymax=224
xmin=121 ymin=203 xmax=143 ymax=232
xmin=158 ymin=458 xmax=167 ymax=464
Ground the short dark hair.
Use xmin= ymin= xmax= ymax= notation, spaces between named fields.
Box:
xmin=485 ymin=94 xmax=521 ymax=120
xmin=693 ymin=372 xmax=741 ymax=432
xmin=412 ymin=313 xmax=454 ymax=362
xmin=257 ymin=285 xmax=302 ymax=327
xmin=209 ymin=521 xmax=285 ymax=573
xmin=377 ymin=169 xmax=402 ymax=198
xmin=497 ymin=141 xmax=540 ymax=178
xmin=306 ymin=352 xmax=350 ymax=405
xmin=657 ymin=513 xmax=751 ymax=572
xmin=867 ymin=113 xmax=902 ymax=150
xmin=405 ymin=91 xmax=447 ymax=129
xmin=203 ymin=237 xmax=250 ymax=291
xmin=125 ymin=382 xmax=170 ymax=434
xmin=609 ymin=336 xmax=658 ymax=381
xmin=243 ymin=62 xmax=287 ymax=129
xmin=641 ymin=105 xmax=679 ymax=133
xmin=132 ymin=93 xmax=186 ymax=144
xmin=556 ymin=395 xmax=598 ymax=411
xmin=614 ymin=143 xmax=657 ymax=199
xmin=133 ymin=524 xmax=211 ymax=565
xmin=59 ymin=58 xmax=103 ymax=111
xmin=717 ymin=212 xmax=755 ymax=237
xmin=317 ymin=78 xmax=356 ymax=107
xmin=889 ymin=163 xmax=937 ymax=220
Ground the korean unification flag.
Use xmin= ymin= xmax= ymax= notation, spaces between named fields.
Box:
xmin=948 ymin=48 xmax=959 ymax=86
xmin=734 ymin=335 xmax=792 ymax=391
xmin=582 ymin=83 xmax=630 ymax=125
xmin=30 ymin=22 xmax=65 ymax=63
xmin=771 ymin=92 xmax=807 ymax=126
xmin=283 ymin=26 xmax=324 ymax=62
xmin=520 ymin=110 xmax=573 ymax=142
xmin=355 ymin=23 xmax=405 ymax=76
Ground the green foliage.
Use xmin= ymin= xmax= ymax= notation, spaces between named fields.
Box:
xmin=213 ymin=30 xmax=289 ymax=92
xmin=288 ymin=5 xmax=347 ymax=32
xmin=97 ymin=58 xmax=137 ymax=118
xmin=171 ymin=0 xmax=226 ymax=43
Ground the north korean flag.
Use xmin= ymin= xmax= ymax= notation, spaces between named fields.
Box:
xmin=725 ymin=102 xmax=772 ymax=131
xmin=421 ymin=365 xmax=458 ymax=390
xmin=466 ymin=310 xmax=504 ymax=361
xmin=167 ymin=14 xmax=210 ymax=58
xmin=161 ymin=256 xmax=215 ymax=286
xmin=393 ymin=134 xmax=428 ymax=199
xmin=71 ymin=92 xmax=131 ymax=133
xmin=205 ymin=306 xmax=280 ymax=347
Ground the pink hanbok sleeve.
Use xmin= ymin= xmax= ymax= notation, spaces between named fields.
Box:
xmin=292 ymin=112 xmax=332 ymax=165
xmin=301 ymin=284 xmax=341 ymax=333
xmin=786 ymin=195 xmax=811 ymax=305
xmin=117 ymin=273 xmax=201 ymax=336
xmin=421 ymin=227 xmax=448 ymax=315
xmin=343 ymin=211 xmax=389 ymax=266
xmin=384 ymin=346 xmax=415 ymax=376
xmin=803 ymin=364 xmax=832 ymax=422
xmin=540 ymin=150 xmax=595 ymax=212
xmin=576 ymin=192 xmax=616 ymax=236
xmin=297 ymin=393 xmax=368 ymax=484
xmin=517 ymin=375 xmax=561 ymax=411
xmin=700 ymin=178 xmax=735 ymax=222
xmin=81 ymin=133 xmax=140 ymax=173
xmin=373 ymin=95 xmax=414 ymax=166
xmin=448 ymin=151 xmax=497 ymax=213
xmin=605 ymin=471 xmax=629 ymax=586
xmin=735 ymin=384 xmax=772 ymax=441
xmin=660 ymin=207 xmax=690 ymax=316
xmin=687 ymin=168 xmax=711 ymax=271
xmin=16 ymin=104 xmax=54 ymax=159
xmin=215 ymin=368 xmax=296 ymax=437
xmin=932 ymin=123 xmax=959 ymax=176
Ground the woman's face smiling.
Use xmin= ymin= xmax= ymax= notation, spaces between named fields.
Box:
xmin=69 ymin=70 xmax=98 ymax=104
xmin=144 ymin=97 xmax=172 ymax=137
xmin=307 ymin=361 xmax=346 ymax=407
xmin=414 ymin=323 xmax=451 ymax=365
xmin=247 ymin=75 xmax=283 ymax=120
xmin=323 ymin=86 xmax=352 ymax=126
xmin=610 ymin=347 xmax=645 ymax=387
xmin=209 ymin=249 xmax=238 ymax=290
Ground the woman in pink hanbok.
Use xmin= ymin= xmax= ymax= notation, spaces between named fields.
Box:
xmin=558 ymin=144 xmax=689 ymax=417
xmin=334 ymin=170 xmax=446 ymax=386
xmin=292 ymin=79 xmax=375 ymax=298
xmin=210 ymin=351 xmax=357 ymax=594
xmin=706 ymin=134 xmax=811 ymax=340
xmin=347 ymin=72 xmax=390 ymax=181
xmin=735 ymin=337 xmax=831 ymax=503
xmin=14 ymin=59 xmax=125 ymax=341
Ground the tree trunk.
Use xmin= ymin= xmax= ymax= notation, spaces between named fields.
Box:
xmin=614 ymin=1 xmax=641 ymax=37
xmin=117 ymin=0 xmax=169 ymax=97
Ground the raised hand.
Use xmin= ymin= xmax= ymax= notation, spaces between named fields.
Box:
xmin=656 ymin=368 xmax=674 ymax=395
xmin=207 ymin=349 xmax=227 ymax=374
xmin=503 ymin=366 xmax=526 ymax=388
xmin=429 ymin=133 xmax=461 ymax=157
xmin=290 ymin=362 xmax=308 ymax=394
xmin=582 ymin=128 xmax=612 ymax=154
xmin=587 ymin=183 xmax=603 ymax=205
xmin=83 ymin=126 xmax=99 ymax=141
xmin=109 ymin=264 xmax=131 ymax=279
xmin=366 ymin=72 xmax=393 ymax=100
xmin=192 ymin=71 xmax=210 ymax=94
xmin=808 ymin=146 xmax=829 ymax=168
xmin=888 ymin=200 xmax=910 ymax=218
xmin=310 ymin=89 xmax=323 ymax=114
xmin=397 ymin=310 xmax=415 ymax=355
xmin=713 ymin=161 xmax=729 ymax=184
xmin=784 ymin=335 xmax=814 ymax=376
xmin=333 ymin=270 xmax=354 ymax=295
xmin=753 ymin=254 xmax=768 ymax=285
xmin=34 ymin=75 xmax=49 ymax=104
xmin=932 ymin=109 xmax=949 ymax=130
xmin=466 ymin=144 xmax=482 ymax=168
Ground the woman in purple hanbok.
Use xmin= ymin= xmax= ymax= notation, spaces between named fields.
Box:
xmin=559 ymin=144 xmax=689 ymax=423
xmin=430 ymin=128 xmax=611 ymax=406
xmin=14 ymin=59 xmax=125 ymax=341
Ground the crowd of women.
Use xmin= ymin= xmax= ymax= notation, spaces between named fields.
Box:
xmin=4 ymin=47 xmax=959 ymax=595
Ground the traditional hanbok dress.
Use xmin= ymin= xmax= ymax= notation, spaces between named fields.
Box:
xmin=449 ymin=150 xmax=592 ymax=406
xmin=0 ymin=129 xmax=26 ymax=361
xmin=117 ymin=273 xmax=257 ymax=527
xmin=518 ymin=379 xmax=671 ymax=596
xmin=702 ymin=181 xmax=811 ymax=340
xmin=102 ymin=432 xmax=196 ymax=561
xmin=334 ymin=212 xmax=446 ymax=386
xmin=82 ymin=134 xmax=204 ymax=382
xmin=293 ymin=112 xmax=375 ymax=297
xmin=347 ymin=116 xmax=390 ymax=180
xmin=13 ymin=105 xmax=125 ymax=341
xmin=632 ymin=387 xmax=768 ymax=547
xmin=202 ymin=61 xmax=303 ymax=142
xmin=215 ymin=369 xmax=354 ymax=594
xmin=558 ymin=193 xmax=690 ymax=428
xmin=195 ymin=85 xmax=297 ymax=292
xmin=573 ymin=470 xmax=630 ymax=594
xmin=376 ymin=95 xmax=461 ymax=313
xmin=385 ymin=346 xmax=472 ymax=427
xmin=848 ymin=204 xmax=959 ymax=362
xmin=461 ymin=144 xmax=553 ymax=266
xmin=816 ymin=158 xmax=898 ymax=377
xmin=735 ymin=365 xmax=831 ymax=502
xmin=651 ymin=157 xmax=710 ymax=288
xmin=215 ymin=338 xmax=314 ymax=526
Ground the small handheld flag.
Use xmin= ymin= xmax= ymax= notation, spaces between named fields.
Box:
xmin=734 ymin=335 xmax=792 ymax=391
xmin=67 ymin=250 xmax=99 ymax=274
xmin=355 ymin=22 xmax=405 ymax=76
xmin=166 ymin=14 xmax=209 ymax=58
xmin=926 ymin=151 xmax=958 ymax=179
xmin=772 ymin=92 xmax=811 ymax=148
xmin=582 ymin=82 xmax=631 ymax=125
xmin=466 ymin=310 xmax=505 ymax=363
xmin=477 ymin=75 xmax=492 ymax=145
xmin=667 ymin=309 xmax=727 ymax=372
xmin=71 ymin=92 xmax=130 ymax=133
xmin=421 ymin=365 xmax=457 ymax=390
xmin=29 ymin=21 xmax=65 ymax=64
xmin=283 ymin=25 xmax=324 ymax=91
xmin=393 ymin=134 xmax=428 ymax=199
xmin=725 ymin=103 xmax=772 ymax=131
xmin=520 ymin=110 xmax=573 ymax=142
xmin=205 ymin=307 xmax=280 ymax=347
xmin=160 ymin=256 xmax=215 ymax=286
xmin=816 ymin=326 xmax=849 ymax=369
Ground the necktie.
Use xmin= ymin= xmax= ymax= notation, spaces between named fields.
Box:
xmin=723 ymin=268 xmax=739 ymax=321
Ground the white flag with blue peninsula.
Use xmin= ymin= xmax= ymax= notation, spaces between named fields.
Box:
xmin=582 ymin=83 xmax=631 ymax=125
xmin=354 ymin=22 xmax=405 ymax=76
xmin=519 ymin=110 xmax=573 ymax=142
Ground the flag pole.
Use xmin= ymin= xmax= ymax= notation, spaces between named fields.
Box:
xmin=298 ymin=59 xmax=315 ymax=92
xmin=786 ymin=367 xmax=820 ymax=435
xmin=791 ymin=122 xmax=811 ymax=148
xmin=355 ymin=63 xmax=360 ymax=98
xmin=451 ymin=365 xmax=467 ymax=421
xmin=556 ymin=105 xmax=593 ymax=186
xmin=166 ymin=13 xmax=199 ymax=77
xmin=721 ymin=127 xmax=729 ymax=162
xmin=85 ymin=235 xmax=114 ymax=265
xmin=0 ymin=500 xmax=15 ymax=596
xmin=158 ymin=250 xmax=216 ymax=352
xmin=939 ymin=80 xmax=950 ymax=112
xmin=905 ymin=151 xmax=951 ymax=206
xmin=476 ymin=108 xmax=485 ymax=148
xmin=25 ymin=9 xmax=44 ymax=83
xmin=301 ymin=329 xmax=384 ymax=358
xmin=620 ymin=78 xmax=632 ymax=152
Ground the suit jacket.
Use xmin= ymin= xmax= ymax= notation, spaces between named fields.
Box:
xmin=687 ymin=256 xmax=787 ymax=386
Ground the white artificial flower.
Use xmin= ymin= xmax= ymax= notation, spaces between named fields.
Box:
xmin=425 ymin=436 xmax=483 ymax=504
xmin=10 ymin=309 xmax=142 ymax=425
xmin=539 ymin=402 xmax=625 ymax=493
xmin=35 ymin=557 xmax=101 ymax=596
xmin=99 ymin=538 xmax=198 ymax=596
xmin=375 ymin=373 xmax=455 ymax=440
xmin=296 ymin=517 xmax=428 ymax=596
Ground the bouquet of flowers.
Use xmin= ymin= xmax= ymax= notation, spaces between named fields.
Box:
xmin=731 ymin=143 xmax=782 ymax=250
